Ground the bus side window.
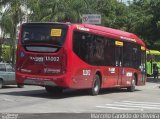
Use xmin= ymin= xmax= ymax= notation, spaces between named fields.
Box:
xmin=73 ymin=31 xmax=89 ymax=62
xmin=104 ymin=39 xmax=115 ymax=66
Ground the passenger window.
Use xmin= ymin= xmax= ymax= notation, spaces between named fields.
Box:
xmin=6 ymin=64 xmax=14 ymax=72
xmin=0 ymin=64 xmax=6 ymax=71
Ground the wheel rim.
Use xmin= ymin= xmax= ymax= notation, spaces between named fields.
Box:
xmin=94 ymin=81 xmax=98 ymax=92
xmin=132 ymin=79 xmax=135 ymax=90
xmin=0 ymin=80 xmax=2 ymax=88
xmin=132 ymin=79 xmax=135 ymax=86
xmin=94 ymin=77 xmax=100 ymax=92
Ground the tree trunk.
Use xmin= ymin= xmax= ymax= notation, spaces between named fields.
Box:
xmin=11 ymin=8 xmax=18 ymax=66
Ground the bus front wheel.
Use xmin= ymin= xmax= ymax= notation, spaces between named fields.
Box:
xmin=90 ymin=74 xmax=101 ymax=95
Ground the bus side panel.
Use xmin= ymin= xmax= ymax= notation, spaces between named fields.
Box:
xmin=68 ymin=53 xmax=94 ymax=89
xmin=101 ymin=66 xmax=119 ymax=88
xmin=137 ymin=71 xmax=146 ymax=86
xmin=120 ymin=68 xmax=135 ymax=87
xmin=64 ymin=26 xmax=94 ymax=89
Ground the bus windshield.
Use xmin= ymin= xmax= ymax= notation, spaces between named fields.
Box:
xmin=21 ymin=24 xmax=68 ymax=52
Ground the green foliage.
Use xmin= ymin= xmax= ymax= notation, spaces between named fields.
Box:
xmin=1 ymin=0 xmax=160 ymax=54
xmin=1 ymin=45 xmax=11 ymax=62
xmin=0 ymin=0 xmax=27 ymax=64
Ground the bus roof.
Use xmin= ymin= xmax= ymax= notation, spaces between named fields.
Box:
xmin=73 ymin=23 xmax=145 ymax=46
xmin=21 ymin=22 xmax=145 ymax=47
xmin=147 ymin=50 xmax=160 ymax=55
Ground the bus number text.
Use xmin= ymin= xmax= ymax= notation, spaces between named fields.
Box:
xmin=45 ymin=56 xmax=59 ymax=62
xmin=83 ymin=70 xmax=91 ymax=76
xmin=30 ymin=56 xmax=60 ymax=62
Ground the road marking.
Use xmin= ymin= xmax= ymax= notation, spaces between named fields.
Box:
xmin=113 ymin=102 xmax=160 ymax=107
xmin=96 ymin=106 xmax=138 ymax=110
xmin=122 ymin=101 xmax=160 ymax=105
xmin=96 ymin=101 xmax=160 ymax=111
xmin=153 ymin=85 xmax=159 ymax=88
xmin=2 ymin=98 xmax=15 ymax=102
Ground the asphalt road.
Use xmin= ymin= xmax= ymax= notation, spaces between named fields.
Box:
xmin=0 ymin=77 xmax=160 ymax=118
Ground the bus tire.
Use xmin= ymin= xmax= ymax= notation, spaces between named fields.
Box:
xmin=90 ymin=74 xmax=101 ymax=95
xmin=17 ymin=84 xmax=24 ymax=88
xmin=127 ymin=76 xmax=136 ymax=92
xmin=45 ymin=86 xmax=63 ymax=94
xmin=0 ymin=79 xmax=3 ymax=89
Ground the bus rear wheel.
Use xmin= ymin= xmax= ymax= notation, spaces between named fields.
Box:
xmin=90 ymin=74 xmax=101 ymax=95
xmin=45 ymin=86 xmax=63 ymax=94
xmin=0 ymin=79 xmax=3 ymax=89
xmin=127 ymin=76 xmax=136 ymax=92
xmin=17 ymin=84 xmax=24 ymax=88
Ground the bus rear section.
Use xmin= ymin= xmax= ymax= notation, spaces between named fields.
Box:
xmin=16 ymin=23 xmax=70 ymax=92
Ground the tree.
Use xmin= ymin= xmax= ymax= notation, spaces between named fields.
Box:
xmin=27 ymin=0 xmax=90 ymax=23
xmin=1 ymin=0 xmax=160 ymax=52
xmin=127 ymin=0 xmax=160 ymax=48
xmin=0 ymin=0 xmax=26 ymax=65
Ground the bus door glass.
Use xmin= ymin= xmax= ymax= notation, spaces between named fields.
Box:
xmin=115 ymin=41 xmax=123 ymax=85
xmin=140 ymin=47 xmax=146 ymax=84
xmin=146 ymin=52 xmax=153 ymax=75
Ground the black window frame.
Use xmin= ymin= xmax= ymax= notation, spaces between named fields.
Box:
xmin=0 ymin=64 xmax=6 ymax=71
xmin=21 ymin=23 xmax=68 ymax=53
xmin=72 ymin=30 xmax=115 ymax=66
xmin=72 ymin=30 xmax=146 ymax=69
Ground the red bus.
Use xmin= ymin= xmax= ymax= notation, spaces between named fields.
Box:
xmin=16 ymin=22 xmax=146 ymax=95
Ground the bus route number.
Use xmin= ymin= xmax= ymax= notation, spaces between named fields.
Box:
xmin=45 ymin=56 xmax=59 ymax=62
xmin=30 ymin=56 xmax=60 ymax=62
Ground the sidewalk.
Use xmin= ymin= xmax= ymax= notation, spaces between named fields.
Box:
xmin=147 ymin=77 xmax=160 ymax=88
xmin=147 ymin=77 xmax=160 ymax=83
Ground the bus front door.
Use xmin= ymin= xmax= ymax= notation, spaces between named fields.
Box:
xmin=115 ymin=45 xmax=123 ymax=86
